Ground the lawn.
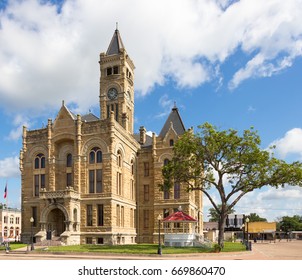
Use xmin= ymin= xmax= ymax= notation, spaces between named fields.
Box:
xmin=43 ymin=242 xmax=246 ymax=255
xmin=0 ymin=242 xmax=28 ymax=251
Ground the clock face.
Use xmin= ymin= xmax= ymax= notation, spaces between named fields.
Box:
xmin=107 ymin=88 xmax=118 ymax=100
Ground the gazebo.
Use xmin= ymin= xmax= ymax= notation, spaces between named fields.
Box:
xmin=162 ymin=208 xmax=199 ymax=247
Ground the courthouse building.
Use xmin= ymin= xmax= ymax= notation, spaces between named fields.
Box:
xmin=20 ymin=28 xmax=203 ymax=245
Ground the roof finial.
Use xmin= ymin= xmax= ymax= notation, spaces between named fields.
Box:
xmin=174 ymin=101 xmax=177 ymax=108
xmin=116 ymin=22 xmax=118 ymax=31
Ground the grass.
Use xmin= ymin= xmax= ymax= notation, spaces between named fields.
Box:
xmin=42 ymin=242 xmax=246 ymax=255
xmin=0 ymin=242 xmax=28 ymax=251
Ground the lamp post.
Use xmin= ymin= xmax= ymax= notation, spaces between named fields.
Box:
xmin=157 ymin=214 xmax=162 ymax=255
xmin=245 ymin=217 xmax=250 ymax=250
xmin=245 ymin=217 xmax=250 ymax=241
xmin=30 ymin=217 xmax=34 ymax=251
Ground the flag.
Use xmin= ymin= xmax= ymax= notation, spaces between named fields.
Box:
xmin=4 ymin=183 xmax=7 ymax=199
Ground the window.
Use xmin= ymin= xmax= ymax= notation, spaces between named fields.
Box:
xmin=116 ymin=151 xmax=123 ymax=195
xmin=113 ymin=66 xmax=119 ymax=74
xmin=116 ymin=205 xmax=120 ymax=226
xmin=144 ymin=162 xmax=149 ymax=177
xmin=97 ymin=237 xmax=104 ymax=244
xmin=66 ymin=173 xmax=72 ymax=187
xmin=89 ymin=147 xmax=102 ymax=164
xmin=89 ymin=170 xmax=102 ymax=193
xmin=107 ymin=66 xmax=119 ymax=76
xmin=97 ymin=204 xmax=104 ymax=226
xmin=131 ymin=159 xmax=134 ymax=175
xmin=86 ymin=237 xmax=93 ymax=244
xmin=130 ymin=179 xmax=135 ymax=200
xmin=169 ymin=139 xmax=174 ymax=146
xmin=130 ymin=208 xmax=134 ymax=228
xmin=106 ymin=67 xmax=112 ymax=76
xmin=34 ymin=174 xmax=45 ymax=196
xmin=66 ymin=153 xmax=72 ymax=167
xmin=121 ymin=206 xmax=124 ymax=227
xmin=35 ymin=153 xmax=45 ymax=169
xmin=164 ymin=158 xmax=170 ymax=166
xmin=10 ymin=216 xmax=14 ymax=224
xmin=88 ymin=147 xmax=103 ymax=194
xmin=143 ymin=210 xmax=149 ymax=229
xmin=144 ymin=185 xmax=149 ymax=201
xmin=174 ymin=182 xmax=180 ymax=199
xmin=86 ymin=205 xmax=93 ymax=226
xmin=16 ymin=217 xmax=20 ymax=224
xmin=34 ymin=153 xmax=46 ymax=195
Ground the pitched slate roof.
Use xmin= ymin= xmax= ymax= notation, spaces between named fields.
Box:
xmin=106 ymin=28 xmax=125 ymax=55
xmin=133 ymin=134 xmax=153 ymax=147
xmin=159 ymin=106 xmax=186 ymax=137
xmin=82 ymin=113 xmax=99 ymax=122
xmin=163 ymin=211 xmax=197 ymax=223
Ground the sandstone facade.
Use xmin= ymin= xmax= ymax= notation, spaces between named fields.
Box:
xmin=20 ymin=29 xmax=203 ymax=245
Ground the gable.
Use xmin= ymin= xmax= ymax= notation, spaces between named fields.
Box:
xmin=53 ymin=103 xmax=76 ymax=130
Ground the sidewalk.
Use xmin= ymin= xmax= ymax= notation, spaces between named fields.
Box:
xmin=2 ymin=240 xmax=302 ymax=260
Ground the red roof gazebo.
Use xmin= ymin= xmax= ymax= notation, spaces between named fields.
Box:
xmin=162 ymin=208 xmax=198 ymax=247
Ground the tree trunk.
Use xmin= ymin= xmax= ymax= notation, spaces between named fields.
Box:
xmin=218 ymin=212 xmax=227 ymax=248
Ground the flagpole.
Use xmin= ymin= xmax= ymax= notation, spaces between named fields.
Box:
xmin=4 ymin=181 xmax=9 ymax=253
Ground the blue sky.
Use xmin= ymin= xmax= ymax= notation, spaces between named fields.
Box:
xmin=1 ymin=0 xmax=302 ymax=221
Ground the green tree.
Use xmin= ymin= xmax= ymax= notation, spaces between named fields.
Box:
xmin=246 ymin=213 xmax=267 ymax=222
xmin=208 ymin=204 xmax=235 ymax=222
xmin=161 ymin=123 xmax=302 ymax=247
xmin=278 ymin=215 xmax=302 ymax=231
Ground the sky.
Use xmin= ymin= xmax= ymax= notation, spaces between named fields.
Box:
xmin=1 ymin=0 xmax=302 ymax=222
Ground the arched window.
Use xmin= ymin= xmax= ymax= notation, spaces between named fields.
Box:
xmin=169 ymin=139 xmax=174 ymax=146
xmin=66 ymin=153 xmax=72 ymax=167
xmin=34 ymin=153 xmax=46 ymax=196
xmin=130 ymin=159 xmax=135 ymax=200
xmin=117 ymin=150 xmax=123 ymax=195
xmin=88 ymin=147 xmax=103 ymax=194
xmin=89 ymin=147 xmax=102 ymax=164
xmin=117 ymin=150 xmax=122 ymax=167
xmin=35 ymin=153 xmax=45 ymax=169
xmin=164 ymin=158 xmax=170 ymax=166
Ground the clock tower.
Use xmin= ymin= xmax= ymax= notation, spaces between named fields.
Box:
xmin=99 ymin=27 xmax=135 ymax=134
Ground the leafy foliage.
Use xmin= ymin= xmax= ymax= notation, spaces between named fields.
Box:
xmin=161 ymin=123 xmax=302 ymax=246
xmin=208 ymin=205 xmax=235 ymax=222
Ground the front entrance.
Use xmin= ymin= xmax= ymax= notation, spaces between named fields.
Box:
xmin=47 ymin=208 xmax=65 ymax=237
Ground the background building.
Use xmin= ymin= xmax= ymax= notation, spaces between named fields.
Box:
xmin=0 ymin=207 xmax=21 ymax=242
xmin=20 ymin=29 xmax=203 ymax=245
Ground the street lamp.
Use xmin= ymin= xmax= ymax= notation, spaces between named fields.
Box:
xmin=246 ymin=217 xmax=250 ymax=241
xmin=157 ymin=214 xmax=162 ymax=255
xmin=30 ymin=217 xmax=34 ymax=251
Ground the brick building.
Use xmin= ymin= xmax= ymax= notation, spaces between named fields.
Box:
xmin=20 ymin=28 xmax=203 ymax=245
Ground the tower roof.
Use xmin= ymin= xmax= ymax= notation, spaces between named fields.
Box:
xmin=106 ymin=27 xmax=125 ymax=55
xmin=159 ymin=105 xmax=186 ymax=137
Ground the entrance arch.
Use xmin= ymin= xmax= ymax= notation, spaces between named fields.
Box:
xmin=40 ymin=203 xmax=70 ymax=236
xmin=47 ymin=208 xmax=65 ymax=236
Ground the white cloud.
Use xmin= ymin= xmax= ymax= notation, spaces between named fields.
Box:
xmin=1 ymin=0 xmax=302 ymax=115
xmin=0 ymin=156 xmax=20 ymax=178
xmin=270 ymin=128 xmax=302 ymax=159
xmin=7 ymin=114 xmax=31 ymax=141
